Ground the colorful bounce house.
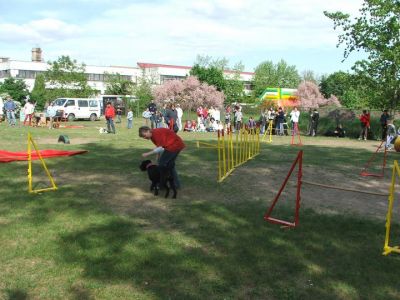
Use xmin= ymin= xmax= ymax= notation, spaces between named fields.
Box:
xmin=259 ymin=87 xmax=299 ymax=107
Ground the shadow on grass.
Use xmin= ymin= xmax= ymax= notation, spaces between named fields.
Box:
xmin=4 ymin=289 xmax=29 ymax=300
xmin=1 ymin=140 xmax=400 ymax=299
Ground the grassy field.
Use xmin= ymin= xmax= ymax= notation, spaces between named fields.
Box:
xmin=1 ymin=118 xmax=400 ymax=300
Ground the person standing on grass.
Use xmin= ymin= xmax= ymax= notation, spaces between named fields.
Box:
xmin=105 ymin=102 xmax=116 ymax=134
xmin=148 ymin=99 xmax=157 ymax=129
xmin=127 ymin=108 xmax=133 ymax=129
xmin=289 ymin=106 xmax=300 ymax=136
xmin=380 ymin=110 xmax=390 ymax=141
xmin=23 ymin=100 xmax=35 ymax=126
xmin=0 ymin=96 xmax=4 ymax=123
xmin=46 ymin=102 xmax=57 ymax=129
xmin=4 ymin=96 xmax=16 ymax=126
xmin=139 ymin=126 xmax=185 ymax=189
xmin=276 ymin=107 xmax=285 ymax=136
xmin=358 ymin=110 xmax=370 ymax=140
xmin=116 ymin=106 xmax=122 ymax=123
xmin=311 ymin=108 xmax=319 ymax=136
xmin=176 ymin=103 xmax=183 ymax=131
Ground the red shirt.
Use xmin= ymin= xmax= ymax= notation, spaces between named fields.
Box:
xmin=360 ymin=113 xmax=370 ymax=127
xmin=105 ymin=106 xmax=115 ymax=119
xmin=151 ymin=128 xmax=185 ymax=152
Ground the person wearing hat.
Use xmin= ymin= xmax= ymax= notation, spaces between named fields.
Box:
xmin=4 ymin=96 xmax=16 ymax=126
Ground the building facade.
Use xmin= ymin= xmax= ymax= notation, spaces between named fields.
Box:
xmin=0 ymin=48 xmax=254 ymax=95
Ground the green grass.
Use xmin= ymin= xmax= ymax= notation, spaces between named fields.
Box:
xmin=1 ymin=119 xmax=400 ymax=299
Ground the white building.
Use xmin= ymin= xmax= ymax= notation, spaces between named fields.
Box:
xmin=0 ymin=48 xmax=254 ymax=95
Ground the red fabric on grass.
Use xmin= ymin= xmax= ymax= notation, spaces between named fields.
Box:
xmin=0 ymin=150 xmax=88 ymax=163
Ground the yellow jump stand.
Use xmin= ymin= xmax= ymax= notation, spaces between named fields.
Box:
xmin=262 ymin=121 xmax=273 ymax=143
xmin=27 ymin=132 xmax=58 ymax=194
xmin=383 ymin=160 xmax=400 ymax=255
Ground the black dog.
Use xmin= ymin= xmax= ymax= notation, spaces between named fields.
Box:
xmin=139 ymin=160 xmax=177 ymax=198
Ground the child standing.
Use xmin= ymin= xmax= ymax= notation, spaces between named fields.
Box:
xmin=127 ymin=108 xmax=133 ymax=129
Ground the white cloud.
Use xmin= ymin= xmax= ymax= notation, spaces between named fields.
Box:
xmin=0 ymin=18 xmax=81 ymax=43
xmin=0 ymin=0 xmax=365 ymax=73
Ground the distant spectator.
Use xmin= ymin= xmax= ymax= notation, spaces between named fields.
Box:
xmin=176 ymin=103 xmax=183 ymax=131
xmin=23 ymin=100 xmax=35 ymax=126
xmin=184 ymin=120 xmax=194 ymax=132
xmin=311 ymin=108 xmax=319 ymax=136
xmin=386 ymin=120 xmax=396 ymax=150
xmin=127 ymin=108 xmax=133 ymax=129
xmin=247 ymin=116 xmax=256 ymax=131
xmin=142 ymin=108 xmax=152 ymax=126
xmin=289 ymin=107 xmax=300 ymax=136
xmin=46 ymin=102 xmax=57 ymax=129
xmin=148 ymin=100 xmax=157 ymax=129
xmin=380 ymin=110 xmax=390 ymax=141
xmin=105 ymin=102 xmax=116 ymax=134
xmin=0 ymin=96 xmax=4 ymax=122
xmin=358 ymin=110 xmax=370 ymax=140
xmin=276 ymin=107 xmax=285 ymax=136
xmin=4 ymin=96 xmax=16 ymax=126
xmin=116 ymin=106 xmax=122 ymax=123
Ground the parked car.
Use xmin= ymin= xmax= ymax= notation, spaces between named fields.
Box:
xmin=52 ymin=98 xmax=102 ymax=121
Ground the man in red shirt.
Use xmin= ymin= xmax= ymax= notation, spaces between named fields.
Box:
xmin=139 ymin=126 xmax=185 ymax=189
xmin=105 ymin=102 xmax=116 ymax=134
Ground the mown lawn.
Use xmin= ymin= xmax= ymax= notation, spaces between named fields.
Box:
xmin=1 ymin=119 xmax=400 ymax=300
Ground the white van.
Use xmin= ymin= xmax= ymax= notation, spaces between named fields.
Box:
xmin=52 ymin=98 xmax=102 ymax=121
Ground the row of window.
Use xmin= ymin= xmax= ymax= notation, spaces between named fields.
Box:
xmin=0 ymin=69 xmax=133 ymax=82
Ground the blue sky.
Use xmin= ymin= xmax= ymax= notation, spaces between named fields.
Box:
xmin=0 ymin=0 xmax=365 ymax=75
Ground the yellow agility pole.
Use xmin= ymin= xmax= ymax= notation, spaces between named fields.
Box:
xmin=383 ymin=160 xmax=400 ymax=255
xmin=27 ymin=132 xmax=58 ymax=194
xmin=197 ymin=126 xmax=260 ymax=183
xmin=230 ymin=127 xmax=234 ymax=170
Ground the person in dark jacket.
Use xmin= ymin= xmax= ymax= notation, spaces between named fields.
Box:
xmin=311 ymin=108 xmax=319 ymax=136
xmin=164 ymin=104 xmax=178 ymax=132
xmin=380 ymin=110 xmax=390 ymax=141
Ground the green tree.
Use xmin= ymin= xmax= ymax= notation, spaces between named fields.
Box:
xmin=104 ymin=72 xmax=135 ymax=95
xmin=30 ymin=74 xmax=47 ymax=110
xmin=133 ymin=76 xmax=153 ymax=116
xmin=0 ymin=77 xmax=29 ymax=103
xmin=190 ymin=64 xmax=226 ymax=92
xmin=44 ymin=55 xmax=94 ymax=99
xmin=324 ymin=0 xmax=400 ymax=110
xmin=253 ymin=59 xmax=301 ymax=98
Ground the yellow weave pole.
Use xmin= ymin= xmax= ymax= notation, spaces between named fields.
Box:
xmin=217 ymin=130 xmax=222 ymax=181
xmin=226 ymin=127 xmax=230 ymax=173
xmin=235 ymin=128 xmax=239 ymax=167
xmin=383 ymin=160 xmax=400 ymax=255
xmin=27 ymin=132 xmax=58 ymax=194
xmin=230 ymin=127 xmax=234 ymax=170
xmin=222 ymin=129 xmax=227 ymax=178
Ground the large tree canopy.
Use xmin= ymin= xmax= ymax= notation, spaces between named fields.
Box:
xmin=0 ymin=78 xmax=29 ymax=103
xmin=324 ymin=0 xmax=400 ymax=109
xmin=253 ymin=59 xmax=301 ymax=98
xmin=44 ymin=55 xmax=94 ymax=99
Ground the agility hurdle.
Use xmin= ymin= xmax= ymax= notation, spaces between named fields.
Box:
xmin=197 ymin=126 xmax=260 ymax=182
xmin=27 ymin=132 xmax=57 ymax=193
xmin=264 ymin=150 xmax=389 ymax=228
xmin=262 ymin=121 xmax=274 ymax=143
xmin=360 ymin=140 xmax=387 ymax=178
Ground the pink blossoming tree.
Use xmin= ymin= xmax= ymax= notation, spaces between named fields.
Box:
xmin=295 ymin=81 xmax=341 ymax=108
xmin=152 ymin=76 xmax=225 ymax=110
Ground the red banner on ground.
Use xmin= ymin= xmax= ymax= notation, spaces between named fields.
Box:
xmin=0 ymin=150 xmax=88 ymax=163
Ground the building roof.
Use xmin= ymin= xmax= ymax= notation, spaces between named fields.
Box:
xmin=137 ymin=62 xmax=254 ymax=75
